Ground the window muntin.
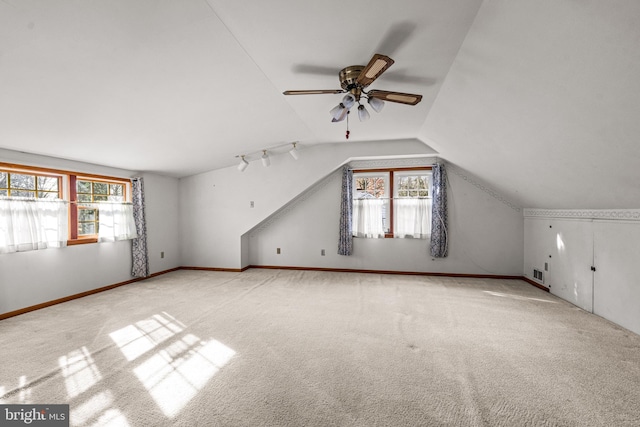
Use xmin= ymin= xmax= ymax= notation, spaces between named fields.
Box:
xmin=0 ymin=170 xmax=61 ymax=199
xmin=352 ymin=168 xmax=431 ymax=238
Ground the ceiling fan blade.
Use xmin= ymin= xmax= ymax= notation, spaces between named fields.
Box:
xmin=356 ymin=54 xmax=395 ymax=87
xmin=368 ymin=90 xmax=422 ymax=105
xmin=283 ymin=89 xmax=344 ymax=95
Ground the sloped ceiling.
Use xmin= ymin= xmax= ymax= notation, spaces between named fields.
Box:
xmin=2 ymin=1 xmax=640 ymax=209
xmin=0 ymin=0 xmax=481 ymax=176
xmin=421 ymin=0 xmax=640 ymax=209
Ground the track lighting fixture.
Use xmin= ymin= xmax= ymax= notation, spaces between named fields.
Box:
xmin=237 ymin=155 xmax=249 ymax=172
xmin=235 ymin=142 xmax=300 ymax=172
xmin=261 ymin=150 xmax=270 ymax=167
xmin=289 ymin=142 xmax=299 ymax=160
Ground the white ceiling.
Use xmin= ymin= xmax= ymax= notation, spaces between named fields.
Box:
xmin=2 ymin=0 xmax=640 ymax=209
xmin=0 ymin=0 xmax=481 ymax=176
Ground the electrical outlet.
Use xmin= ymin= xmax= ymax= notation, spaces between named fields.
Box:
xmin=250 ymin=201 xmax=254 ymax=208
xmin=160 ymin=251 xmax=165 ymax=259
xmin=276 ymin=248 xmax=281 ymax=254
xmin=321 ymin=249 xmax=325 ymax=256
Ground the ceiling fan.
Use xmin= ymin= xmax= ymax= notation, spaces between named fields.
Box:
xmin=283 ymin=53 xmax=423 ymax=125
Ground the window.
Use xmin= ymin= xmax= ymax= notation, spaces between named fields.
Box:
xmin=352 ymin=168 xmax=432 ymax=239
xmin=73 ymin=178 xmax=127 ymax=238
xmin=0 ymin=170 xmax=62 ymax=199
xmin=1 ymin=163 xmax=134 ymax=249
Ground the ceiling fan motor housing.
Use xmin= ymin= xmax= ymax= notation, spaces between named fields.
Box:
xmin=339 ymin=65 xmax=365 ymax=99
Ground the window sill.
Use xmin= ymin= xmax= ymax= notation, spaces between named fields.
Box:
xmin=67 ymin=237 xmax=98 ymax=246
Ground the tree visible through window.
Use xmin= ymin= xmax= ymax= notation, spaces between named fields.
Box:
xmin=1 ymin=163 xmax=132 ymax=245
xmin=75 ymin=179 xmax=126 ymax=237
xmin=0 ymin=171 xmax=61 ymax=199
xmin=352 ymin=168 xmax=432 ymax=239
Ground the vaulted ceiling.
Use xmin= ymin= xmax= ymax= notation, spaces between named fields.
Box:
xmin=2 ymin=0 xmax=639 ymax=209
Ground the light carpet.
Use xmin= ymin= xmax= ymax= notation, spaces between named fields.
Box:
xmin=1 ymin=269 xmax=639 ymax=426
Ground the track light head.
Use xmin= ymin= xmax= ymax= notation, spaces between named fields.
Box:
xmin=261 ymin=150 xmax=270 ymax=167
xmin=237 ymin=155 xmax=249 ymax=172
xmin=289 ymin=142 xmax=299 ymax=160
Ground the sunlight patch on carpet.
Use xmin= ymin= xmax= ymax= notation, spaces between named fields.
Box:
xmin=109 ymin=313 xmax=185 ymax=361
xmin=483 ymin=291 xmax=556 ymax=303
xmin=133 ymin=334 xmax=235 ymax=418
xmin=17 ymin=376 xmax=31 ymax=403
xmin=71 ymin=390 xmax=131 ymax=427
xmin=59 ymin=346 xmax=102 ymax=398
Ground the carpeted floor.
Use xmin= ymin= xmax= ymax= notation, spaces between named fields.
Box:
xmin=1 ymin=269 xmax=639 ymax=426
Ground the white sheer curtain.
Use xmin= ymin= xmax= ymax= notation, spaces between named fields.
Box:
xmin=0 ymin=197 xmax=68 ymax=253
xmin=395 ymin=198 xmax=431 ymax=239
xmin=97 ymin=202 xmax=138 ymax=242
xmin=352 ymin=199 xmax=385 ymax=238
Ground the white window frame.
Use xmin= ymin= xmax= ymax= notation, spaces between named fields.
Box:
xmin=352 ymin=167 xmax=432 ymax=239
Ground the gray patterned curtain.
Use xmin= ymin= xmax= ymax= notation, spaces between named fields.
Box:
xmin=338 ymin=166 xmax=353 ymax=256
xmin=131 ymin=177 xmax=149 ymax=277
xmin=430 ymin=163 xmax=448 ymax=258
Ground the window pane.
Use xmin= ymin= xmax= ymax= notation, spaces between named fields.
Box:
xmin=0 ymin=172 xmax=7 ymax=188
xmin=38 ymin=191 xmax=59 ymax=199
xmin=93 ymin=182 xmax=108 ymax=194
xmin=110 ymin=184 xmax=123 ymax=196
xmin=94 ymin=195 xmax=108 ymax=202
xmin=355 ymin=176 xmax=386 ymax=199
xmin=11 ymin=174 xmax=35 ymax=190
xmin=12 ymin=190 xmax=35 ymax=198
xmin=38 ymin=176 xmax=59 ymax=192
xmin=79 ymin=222 xmax=96 ymax=235
xmin=79 ymin=209 xmax=97 ymax=221
xmin=396 ymin=174 xmax=430 ymax=198
xmin=77 ymin=180 xmax=92 ymax=193
xmin=0 ymin=189 xmax=7 ymax=197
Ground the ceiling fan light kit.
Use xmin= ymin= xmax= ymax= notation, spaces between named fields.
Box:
xmin=284 ymin=53 xmax=422 ymax=137
xmin=368 ymin=96 xmax=384 ymax=113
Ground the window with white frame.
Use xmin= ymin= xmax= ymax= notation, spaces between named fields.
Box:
xmin=352 ymin=168 xmax=432 ymax=239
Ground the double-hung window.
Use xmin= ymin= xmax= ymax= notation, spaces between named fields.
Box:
xmin=71 ymin=177 xmax=129 ymax=241
xmin=352 ymin=168 xmax=432 ymax=239
xmin=1 ymin=163 xmax=136 ymax=252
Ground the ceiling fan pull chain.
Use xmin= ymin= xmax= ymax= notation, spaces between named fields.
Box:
xmin=346 ymin=111 xmax=350 ymax=139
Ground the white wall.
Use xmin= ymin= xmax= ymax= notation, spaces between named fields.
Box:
xmin=248 ymin=162 xmax=523 ymax=275
xmin=178 ymin=140 xmax=437 ymax=269
xmin=523 ymin=211 xmax=640 ymax=335
xmin=0 ymin=149 xmax=180 ymax=315
xmin=143 ymin=172 xmax=180 ymax=273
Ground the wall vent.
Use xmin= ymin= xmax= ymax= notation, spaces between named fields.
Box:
xmin=533 ymin=269 xmax=544 ymax=282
